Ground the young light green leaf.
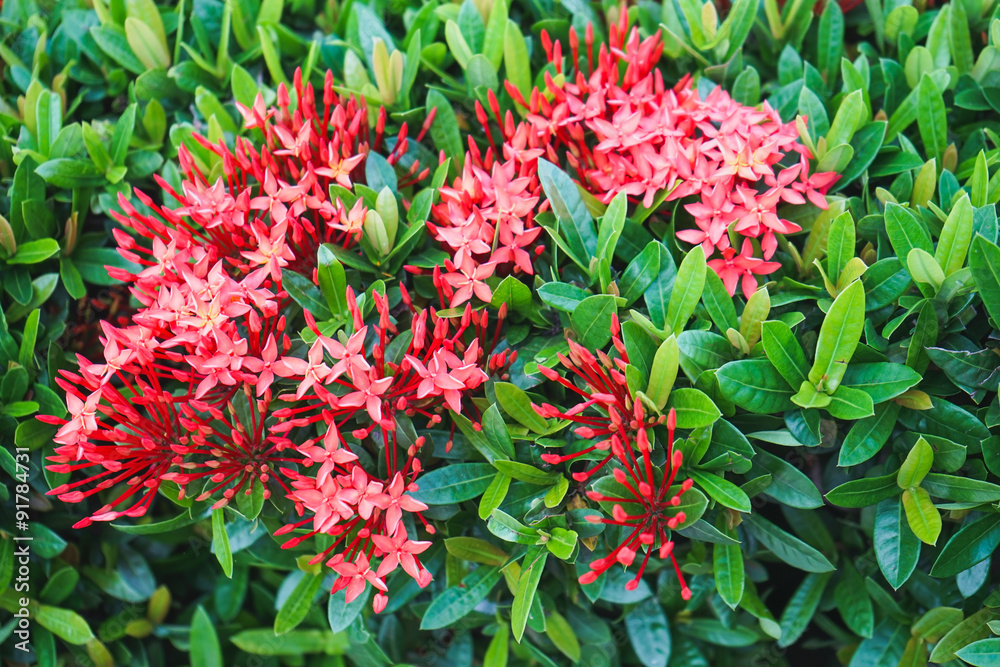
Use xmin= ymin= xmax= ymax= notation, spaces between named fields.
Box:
xmin=898 ymin=436 xmax=934 ymax=489
xmin=935 ymin=192 xmax=973 ymax=276
xmin=646 ymin=335 xmax=679 ymax=411
xmin=902 ymin=486 xmax=941 ymax=546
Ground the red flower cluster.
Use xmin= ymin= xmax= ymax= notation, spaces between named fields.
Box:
xmin=507 ymin=13 xmax=838 ymax=298
xmin=581 ymin=409 xmax=692 ymax=598
xmin=40 ymin=73 xmax=504 ymax=612
xmin=532 ymin=316 xmax=692 ymax=596
xmin=424 ymin=94 xmax=549 ymax=307
xmin=533 ymin=315 xmax=665 ymax=482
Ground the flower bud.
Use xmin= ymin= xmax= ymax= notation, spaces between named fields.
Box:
xmin=363 ymin=209 xmax=393 ymax=257
xmin=0 ymin=213 xmax=15 ymax=258
xmin=375 ymin=186 xmax=398 ymax=244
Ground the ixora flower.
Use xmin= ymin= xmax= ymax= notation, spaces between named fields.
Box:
xmin=530 ymin=315 xmax=694 ymax=596
xmin=581 ymin=409 xmax=694 ymax=598
xmin=420 ymin=93 xmax=548 ymax=307
xmin=112 ymin=67 xmax=431 ymax=293
xmin=533 ymin=315 xmax=666 ymax=482
xmin=508 ymin=12 xmax=838 ymax=297
xmin=267 ymin=287 xmax=514 ymax=609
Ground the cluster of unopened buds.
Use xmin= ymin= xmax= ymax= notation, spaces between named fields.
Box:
xmin=532 ymin=316 xmax=692 ymax=596
xmin=40 ymin=70 xmax=512 ymax=612
xmin=505 ymin=12 xmax=838 ymax=298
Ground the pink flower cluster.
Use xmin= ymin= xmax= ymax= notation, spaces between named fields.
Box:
xmin=423 ymin=94 xmax=549 ymax=307
xmin=40 ymin=73 xmax=508 ymax=611
xmin=507 ymin=14 xmax=838 ymax=298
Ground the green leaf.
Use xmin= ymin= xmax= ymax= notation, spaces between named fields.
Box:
xmin=511 ymin=546 xmax=547 ymax=642
xmin=327 ymin=588 xmax=367 ymax=633
xmin=421 ymin=565 xmax=503 ymax=629
xmin=596 ymin=192 xmax=626 ymax=281
xmin=917 ymin=73 xmax=947 ymax=161
xmin=902 ymin=486 xmax=941 ymax=545
xmin=713 ymin=518 xmax=744 ymax=609
xmin=619 ymin=241 xmax=663 ymax=306
xmin=839 ymin=403 xmax=901 ymax=467
xmin=666 ymin=248 xmax=706 ymax=334
xmin=34 ymin=159 xmax=106 ymax=189
xmin=667 ymin=388 xmax=720 ymax=429
xmin=211 ymin=508 xmax=232 ymax=578
xmin=33 ymin=605 xmax=93 ymax=644
xmin=646 ymin=335 xmax=679 ymax=411
xmin=91 ymin=24 xmax=146 ymax=74
xmin=537 ymin=159 xmax=597 ymax=265
xmin=702 ymin=268 xmax=740 ymax=332
xmin=317 ymin=244 xmax=348 ymax=316
xmin=898 ymin=436 xmax=934 ymax=489
xmin=761 ymin=320 xmax=810 ymax=388
xmin=957 ymin=639 xmax=1000 ymax=666
xmin=826 ymin=211 xmax=855 ymax=286
xmin=841 ymin=363 xmax=921 ymax=403
xmin=280 ymin=271 xmax=334 ymax=321
xmin=125 ymin=17 xmax=170 ymax=70
xmin=874 ymin=498 xmax=920 ymax=589
xmin=930 ymin=513 xmax=1000 ymax=577
xmin=488 ymin=509 xmax=538 ymax=544
xmin=742 ymin=514 xmax=835 ymax=573
xmin=808 ymin=279 xmax=865 ymax=393
xmin=445 ymin=537 xmax=509 ymax=566
xmin=426 ymin=89 xmax=464 ymax=164
xmin=885 ymin=202 xmax=933 ymax=259
xmin=190 ymin=606 xmax=223 ymax=667
xmin=481 ymin=0 xmax=507 ymax=69
xmin=907 ymin=247 xmax=945 ymax=290
xmin=921 ymin=474 xmax=1000 ymax=503
xmin=451 ymin=409 xmax=509 ymax=464
xmin=970 ymin=236 xmax=1000 ymax=326
xmin=493 ymin=461 xmax=560 ymax=486
xmin=826 ymin=473 xmax=903 ymax=508
xmin=935 ymin=192 xmax=973 ymax=277
xmin=503 ymin=21 xmax=530 ymax=102
xmin=230 ymin=628 xmax=346 ymax=655
xmin=625 ymin=598 xmax=671 ymax=667
xmin=485 ymin=623 xmax=510 ymax=667
xmin=930 ymin=608 xmax=1000 ymax=663
xmin=778 ymin=572 xmax=832 ymax=648
xmin=750 ymin=449 xmax=823 ymax=509
xmin=835 ymin=560 xmax=874 ymax=638
xmin=410 ymin=463 xmax=497 ymax=504
xmin=716 ymin=359 xmax=795 ymax=413
xmin=490 ymin=276 xmax=532 ymax=311
xmin=537 ymin=282 xmax=589 ymax=312
xmin=691 ymin=470 xmax=750 ymax=512
xmin=495 ymin=382 xmax=548 ymax=433
xmin=570 ymin=295 xmax=617 ymax=350
xmin=947 ymin=0 xmax=974 ymax=73
xmin=479 ymin=472 xmax=511 ymax=520
xmin=825 ymin=384 xmax=875 ymax=420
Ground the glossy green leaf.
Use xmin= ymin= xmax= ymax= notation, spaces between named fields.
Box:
xmin=930 ymin=513 xmax=1000 ymax=577
xmin=421 ymin=565 xmax=503 ymax=630
xmin=808 ymin=279 xmax=865 ymax=393
xmin=495 ymin=382 xmax=548 ymax=433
